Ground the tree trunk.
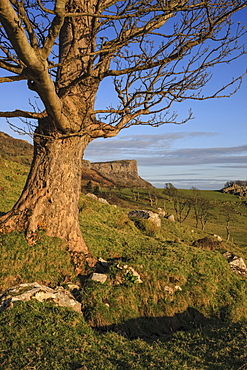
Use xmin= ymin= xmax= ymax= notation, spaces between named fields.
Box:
xmin=0 ymin=119 xmax=91 ymax=257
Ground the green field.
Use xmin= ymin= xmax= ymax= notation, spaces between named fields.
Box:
xmin=0 ymin=154 xmax=247 ymax=369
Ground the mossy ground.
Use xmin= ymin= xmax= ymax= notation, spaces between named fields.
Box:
xmin=0 ymin=157 xmax=247 ymax=369
xmin=0 ymin=301 xmax=246 ymax=370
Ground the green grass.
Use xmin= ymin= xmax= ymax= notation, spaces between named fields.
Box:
xmin=102 ymin=186 xmax=247 ymax=253
xmin=0 ymin=156 xmax=29 ymax=213
xmin=0 ymin=301 xmax=247 ymax=369
xmin=0 ymin=231 xmax=76 ymax=292
xmin=76 ymin=196 xmax=247 ymax=333
xmin=1 ymin=156 xmax=247 ymax=369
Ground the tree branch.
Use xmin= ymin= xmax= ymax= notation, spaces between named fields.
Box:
xmin=0 ymin=109 xmax=46 ymax=119
xmin=0 ymin=74 xmax=26 ymax=83
xmin=41 ymin=0 xmax=67 ymax=59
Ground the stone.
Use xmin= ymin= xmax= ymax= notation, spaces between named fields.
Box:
xmin=98 ymin=258 xmax=109 ymax=267
xmin=85 ymin=193 xmax=109 ymax=205
xmin=213 ymin=234 xmax=223 ymax=242
xmin=157 ymin=208 xmax=166 ymax=217
xmin=164 ymin=285 xmax=182 ymax=294
xmin=98 ymin=198 xmax=109 ymax=205
xmin=164 ymin=286 xmax=174 ymax=294
xmin=85 ymin=193 xmax=98 ymax=200
xmin=229 ymin=256 xmax=246 ymax=270
xmin=126 ymin=266 xmax=143 ymax=284
xmin=128 ymin=210 xmax=161 ymax=227
xmin=116 ymin=264 xmax=143 ymax=283
xmin=223 ymin=252 xmax=247 ymax=278
xmin=0 ymin=282 xmax=82 ymax=313
xmin=89 ymin=273 xmax=107 ymax=283
xmin=167 ymin=214 xmax=175 ymax=222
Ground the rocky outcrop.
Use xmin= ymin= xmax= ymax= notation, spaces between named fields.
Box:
xmin=82 ymin=159 xmax=152 ymax=188
xmin=128 ymin=209 xmax=161 ymax=227
xmin=223 ymin=252 xmax=247 ymax=278
xmin=85 ymin=193 xmax=110 ymax=205
xmin=0 ymin=282 xmax=82 ymax=313
xmin=221 ymin=184 xmax=247 ymax=197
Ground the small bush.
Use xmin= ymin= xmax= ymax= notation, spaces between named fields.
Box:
xmin=133 ymin=218 xmax=160 ymax=237
xmin=193 ymin=236 xmax=222 ymax=250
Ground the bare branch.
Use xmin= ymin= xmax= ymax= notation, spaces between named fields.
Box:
xmin=41 ymin=0 xmax=66 ymax=59
xmin=0 ymin=109 xmax=46 ymax=119
xmin=0 ymin=0 xmax=246 ymax=138
xmin=0 ymin=74 xmax=26 ymax=82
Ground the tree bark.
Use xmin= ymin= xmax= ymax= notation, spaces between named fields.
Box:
xmin=0 ymin=118 xmax=91 ymax=256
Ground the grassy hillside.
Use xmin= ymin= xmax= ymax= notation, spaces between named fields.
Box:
xmin=0 ymin=151 xmax=247 ymax=369
xmin=0 ymin=131 xmax=33 ymax=165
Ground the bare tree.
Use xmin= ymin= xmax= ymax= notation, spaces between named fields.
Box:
xmin=0 ymin=0 xmax=246 ymax=257
xmin=221 ymin=203 xmax=237 ymax=240
xmin=191 ymin=186 xmax=201 ymax=227
xmin=173 ymin=193 xmax=192 ymax=223
xmin=164 ymin=183 xmax=178 ymax=200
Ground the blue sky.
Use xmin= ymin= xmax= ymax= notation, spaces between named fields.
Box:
xmin=0 ymin=8 xmax=246 ymax=190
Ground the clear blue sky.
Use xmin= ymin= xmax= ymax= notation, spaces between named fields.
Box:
xmin=0 ymin=8 xmax=246 ymax=190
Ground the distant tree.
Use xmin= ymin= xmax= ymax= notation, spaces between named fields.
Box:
xmin=190 ymin=187 xmax=213 ymax=229
xmin=148 ymin=189 xmax=158 ymax=207
xmin=164 ymin=183 xmax=178 ymax=200
xmin=173 ymin=194 xmax=192 ymax=223
xmin=221 ymin=204 xmax=237 ymax=241
xmin=93 ymin=185 xmax=100 ymax=196
xmin=0 ymin=0 xmax=246 ymax=257
xmin=191 ymin=186 xmax=202 ymax=227
xmin=224 ymin=181 xmax=235 ymax=189
xmin=224 ymin=180 xmax=247 ymax=188
xmin=85 ymin=180 xmax=93 ymax=194
xmin=197 ymin=198 xmax=212 ymax=231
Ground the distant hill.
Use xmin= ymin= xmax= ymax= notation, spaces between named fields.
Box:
xmin=0 ymin=131 xmax=33 ymax=165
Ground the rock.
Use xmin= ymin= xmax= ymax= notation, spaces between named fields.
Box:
xmin=116 ymin=264 xmax=143 ymax=284
xmin=0 ymin=282 xmax=82 ymax=313
xmin=89 ymin=273 xmax=107 ymax=283
xmin=229 ymin=256 xmax=247 ymax=270
xmin=126 ymin=266 xmax=143 ymax=284
xmin=223 ymin=252 xmax=247 ymax=278
xmin=85 ymin=193 xmax=98 ymax=200
xmin=128 ymin=210 xmax=161 ymax=227
xmin=98 ymin=197 xmax=109 ymax=205
xmin=98 ymin=258 xmax=109 ymax=267
xmin=67 ymin=283 xmax=81 ymax=291
xmin=158 ymin=208 xmax=166 ymax=217
xmin=164 ymin=286 xmax=174 ymax=294
xmin=85 ymin=193 xmax=109 ymax=205
xmin=164 ymin=285 xmax=182 ymax=294
xmin=213 ymin=234 xmax=223 ymax=242
xmin=167 ymin=214 xmax=175 ymax=222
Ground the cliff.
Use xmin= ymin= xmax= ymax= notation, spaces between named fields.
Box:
xmin=82 ymin=159 xmax=153 ymax=188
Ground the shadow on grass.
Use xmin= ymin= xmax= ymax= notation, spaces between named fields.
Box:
xmin=92 ymin=307 xmax=219 ymax=341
